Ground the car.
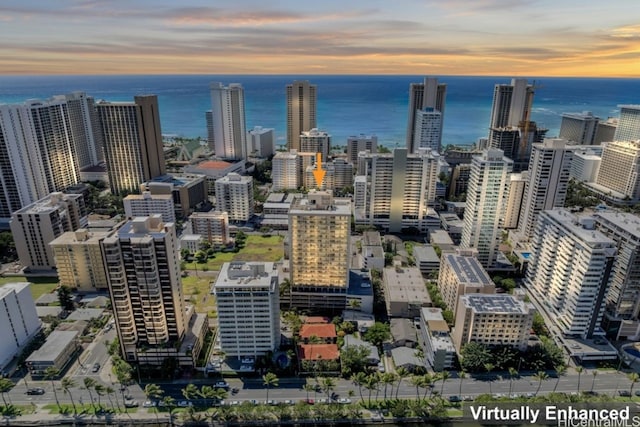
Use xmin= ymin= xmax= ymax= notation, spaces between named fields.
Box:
xmin=230 ymin=401 xmax=240 ymax=406
xmin=26 ymin=388 xmax=45 ymax=395
xmin=92 ymin=363 xmax=101 ymax=373
xmin=448 ymin=395 xmax=462 ymax=402
xmin=316 ymin=398 xmax=328 ymax=404
xmin=284 ymin=399 xmax=295 ymax=405
xmin=303 ymin=399 xmax=315 ymax=405
xmin=124 ymin=400 xmax=139 ymax=408
xmin=619 ymin=390 xmax=631 ymax=397
xmin=463 ymin=395 xmax=474 ymax=402
xmin=231 ymin=388 xmax=239 ymax=395
xmin=177 ymin=400 xmax=193 ymax=407
xmin=267 ymin=400 xmax=277 ymax=406
xmin=215 ymin=381 xmax=229 ymax=390
xmin=142 ymin=400 xmax=157 ymax=408
xmin=337 ymin=398 xmax=352 ymax=404
xmin=635 ymin=390 xmax=640 ymax=397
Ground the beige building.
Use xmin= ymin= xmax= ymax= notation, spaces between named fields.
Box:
xmin=214 ymin=173 xmax=254 ymax=222
xmin=383 ymin=266 xmax=431 ymax=318
xmin=51 ymin=229 xmax=109 ymax=293
xmin=190 ymin=211 xmax=230 ymax=247
xmin=286 ymin=80 xmax=317 ymax=152
xmin=288 ymin=191 xmax=351 ymax=310
xmin=300 ymin=129 xmax=331 ymax=162
xmin=452 ymin=294 xmax=536 ymax=352
xmin=11 ymin=192 xmax=87 ymax=271
xmin=123 ymin=192 xmax=175 ymax=224
xmin=347 ymin=135 xmax=377 ymax=164
xmin=594 ymin=140 xmax=640 ymax=201
xmin=272 ymin=151 xmax=301 ymax=191
xmin=504 ymin=172 xmax=528 ymax=229
xmin=438 ymin=251 xmax=495 ymax=319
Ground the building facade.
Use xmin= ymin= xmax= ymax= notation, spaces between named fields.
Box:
xmin=412 ymin=108 xmax=442 ymax=153
xmin=0 ymin=282 xmax=41 ymax=372
xmin=286 ymin=80 xmax=317 ymax=152
xmin=594 ymin=140 xmax=640 ymax=201
xmin=406 ymin=77 xmax=446 ymax=153
xmin=209 ymin=82 xmax=247 ymax=160
xmin=190 ymin=211 xmax=230 ymax=247
xmin=614 ymin=105 xmax=640 ymax=142
xmin=247 ymin=126 xmax=275 ymax=158
xmin=214 ymin=173 xmax=254 ymax=222
xmin=347 ymin=135 xmax=378 ymax=164
xmin=123 ymin=192 xmax=176 ymax=224
xmin=559 ymin=111 xmax=600 ymax=145
xmin=300 ymin=129 xmax=331 ymax=162
xmin=272 ymin=151 xmax=301 ymax=191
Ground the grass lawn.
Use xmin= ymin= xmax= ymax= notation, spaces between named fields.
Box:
xmin=0 ymin=276 xmax=59 ymax=300
xmin=184 ymin=234 xmax=284 ymax=271
xmin=43 ymin=403 xmax=138 ymax=415
xmin=181 ymin=275 xmax=216 ymax=315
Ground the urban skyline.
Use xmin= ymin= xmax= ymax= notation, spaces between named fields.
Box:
xmin=1 ymin=1 xmax=639 ymax=77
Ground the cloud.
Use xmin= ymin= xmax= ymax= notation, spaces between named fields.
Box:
xmin=611 ymin=24 xmax=640 ymax=39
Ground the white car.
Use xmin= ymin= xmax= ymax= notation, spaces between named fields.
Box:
xmin=142 ymin=400 xmax=157 ymax=408
xmin=338 ymin=398 xmax=352 ymax=404
xmin=124 ymin=399 xmax=139 ymax=408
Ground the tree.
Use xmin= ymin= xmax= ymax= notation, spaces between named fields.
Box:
xmin=410 ymin=375 xmax=423 ymax=401
xmin=0 ymin=378 xmax=14 ymax=408
xmin=321 ymin=377 xmax=336 ymax=401
xmin=340 ymin=345 xmax=371 ymax=377
xmin=380 ymin=373 xmax=395 ymax=400
xmin=508 ymin=367 xmax=518 ymax=397
xmin=94 ymin=384 xmax=106 ymax=409
xmin=458 ymin=371 xmax=467 ymax=397
xmin=363 ymin=374 xmax=380 ymax=406
xmin=576 ymin=367 xmax=584 ymax=394
xmin=44 ymin=367 xmax=62 ymax=410
xmin=533 ymin=371 xmax=548 ymax=396
xmin=483 ymin=363 xmax=495 ymax=394
xmin=105 ymin=386 xmax=119 ymax=414
xmin=57 ymin=285 xmax=75 ymax=311
xmin=82 ymin=377 xmax=97 ymax=411
xmin=144 ymin=383 xmax=164 ymax=422
xmin=162 ymin=396 xmax=177 ymax=427
xmin=350 ymin=372 xmax=367 ymax=402
xmin=61 ymin=378 xmax=77 ymax=415
xmin=629 ymin=373 xmax=640 ymax=398
xmin=303 ymin=383 xmax=315 ymax=402
xmin=590 ymin=370 xmax=598 ymax=393
xmin=181 ymin=383 xmax=198 ymax=401
xmin=262 ymin=372 xmax=279 ymax=402
xmin=363 ymin=322 xmax=391 ymax=349
xmin=396 ymin=367 xmax=410 ymax=399
xmin=460 ymin=342 xmax=492 ymax=372
xmin=553 ymin=365 xmax=567 ymax=393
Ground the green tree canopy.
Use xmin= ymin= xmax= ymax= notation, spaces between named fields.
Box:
xmin=363 ymin=322 xmax=391 ymax=349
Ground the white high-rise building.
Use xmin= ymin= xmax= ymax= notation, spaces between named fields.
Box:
xmin=355 ymin=148 xmax=439 ymax=233
xmin=214 ymin=173 xmax=253 ymax=222
xmin=570 ymin=149 xmax=601 ymax=183
xmin=559 ymin=111 xmax=600 ymax=145
xmin=525 ymin=209 xmax=617 ymax=339
xmin=300 ymin=128 xmax=330 ymax=162
xmin=460 ymin=149 xmax=513 ymax=268
xmin=286 ymin=80 xmax=317 ymax=152
xmin=594 ymin=140 xmax=640 ymax=200
xmin=65 ymin=92 xmax=103 ymax=168
xmin=614 ymin=105 xmax=640 ymax=142
xmin=504 ymin=172 xmax=528 ymax=230
xmin=10 ymin=192 xmax=87 ymax=271
xmin=272 ymin=151 xmax=301 ymax=191
xmin=347 ymin=135 xmax=378 ymax=164
xmin=190 ymin=211 xmax=230 ymax=247
xmin=123 ymin=192 xmax=176 ymax=224
xmin=209 ymin=82 xmax=247 ymax=160
xmin=101 ymin=215 xmax=187 ymax=365
xmin=246 ymin=126 xmax=274 ymax=158
xmin=517 ymin=138 xmax=574 ymax=241
xmin=51 ymin=229 xmax=110 ymax=293
xmin=214 ymin=262 xmax=280 ymax=357
xmin=0 ymin=282 xmax=41 ymax=372
xmin=412 ymin=108 xmax=443 ymax=153
xmin=406 ymin=77 xmax=446 ymax=153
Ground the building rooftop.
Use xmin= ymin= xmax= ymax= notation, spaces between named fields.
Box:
xmin=390 ymin=346 xmax=424 ymax=369
xmin=214 ymin=262 xmax=277 ymax=290
xmin=413 ymin=246 xmax=440 ymax=264
xmin=50 ymin=229 xmax=109 ymax=246
xmin=14 ymin=192 xmax=83 ymax=215
xmin=26 ymin=330 xmax=79 ymax=363
xmin=305 ymin=316 xmax=331 ymax=324
xmin=66 ymin=308 xmax=105 ymax=322
xmin=347 ymin=269 xmax=374 ymax=296
xmin=113 ymin=215 xmax=172 ymax=239
xmin=298 ymin=344 xmax=339 ymax=361
xmin=594 ymin=211 xmax=640 ymax=239
xmin=197 ymin=160 xmax=233 ymax=170
xmin=461 ymin=294 xmax=534 ymax=315
xmin=430 ymin=230 xmax=454 ymax=246
xmin=342 ymin=335 xmax=380 ymax=362
xmin=0 ymin=282 xmax=30 ymax=300
xmin=299 ymin=323 xmax=337 ymax=339
xmin=443 ymin=252 xmax=493 ymax=286
xmin=543 ymin=209 xmax=617 ymax=247
xmin=391 ymin=318 xmax=417 ymax=343
xmin=384 ymin=266 xmax=431 ymax=305
xmin=362 ymin=231 xmax=382 ymax=247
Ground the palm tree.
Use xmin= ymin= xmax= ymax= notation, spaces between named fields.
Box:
xmin=44 ymin=367 xmax=61 ymax=410
xmin=350 ymin=372 xmax=367 ymax=402
xmin=162 ymin=396 xmax=177 ymax=427
xmin=553 ymin=365 xmax=566 ymax=393
xmin=629 ymin=373 xmax=640 ymax=398
xmin=421 ymin=373 xmax=434 ymax=400
xmin=363 ymin=374 xmax=380 ymax=406
xmin=410 ymin=375 xmax=423 ymax=401
xmin=182 ymin=383 xmax=198 ymax=402
xmin=144 ymin=383 xmax=164 ymax=422
xmin=262 ymin=372 xmax=279 ymax=402
xmin=459 ymin=371 xmax=467 ymax=397
xmin=396 ymin=367 xmax=410 ymax=399
xmin=60 ymin=378 xmax=77 ymax=415
xmin=105 ymin=386 xmax=118 ymax=413
xmin=483 ymin=363 xmax=495 ymax=394
xmin=83 ymin=377 xmax=97 ymax=411
xmin=508 ymin=367 xmax=518 ymax=397
xmin=321 ymin=377 xmax=337 ymax=401
xmin=380 ymin=373 xmax=395 ymax=400
xmin=198 ymin=385 xmax=216 ymax=406
xmin=94 ymin=384 xmax=106 ymax=410
xmin=575 ymin=366 xmax=584 ymax=394
xmin=590 ymin=370 xmax=598 ymax=393
xmin=439 ymin=371 xmax=450 ymax=396
xmin=533 ymin=371 xmax=548 ymax=396
xmin=0 ymin=378 xmax=14 ymax=408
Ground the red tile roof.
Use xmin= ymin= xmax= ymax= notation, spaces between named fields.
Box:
xmin=304 ymin=316 xmax=330 ymax=324
xmin=197 ymin=160 xmax=232 ymax=170
xmin=298 ymin=344 xmax=340 ymax=361
xmin=299 ymin=323 xmax=337 ymax=339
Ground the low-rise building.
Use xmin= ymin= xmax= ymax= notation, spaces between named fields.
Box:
xmin=383 ymin=266 xmax=431 ymax=318
xmin=430 ymin=230 xmax=455 ymax=252
xmin=390 ymin=318 xmax=418 ymax=348
xmin=439 ymin=213 xmax=464 ymax=244
xmin=262 ymin=193 xmax=301 ymax=230
xmin=342 ymin=335 xmax=380 ymax=366
xmin=420 ymin=307 xmax=455 ymax=371
xmin=26 ymin=330 xmax=80 ymax=378
xmin=140 ymin=173 xmax=209 ymax=219
xmin=123 ymin=192 xmax=175 ymax=224
xmin=413 ymin=245 xmax=440 ymax=276
xmin=346 ymin=269 xmax=374 ymax=314
xmin=190 ymin=211 xmax=230 ymax=247
xmin=180 ymin=234 xmax=204 ymax=253
xmin=390 ymin=346 xmax=424 ymax=373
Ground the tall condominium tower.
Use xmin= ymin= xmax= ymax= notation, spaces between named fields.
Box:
xmin=406 ymin=77 xmax=446 ymax=153
xmin=413 ymin=108 xmax=443 ymax=153
xmin=594 ymin=212 xmax=640 ymax=340
xmin=214 ymin=173 xmax=254 ymax=222
xmin=517 ymin=138 xmax=574 ymax=241
xmin=347 ymin=134 xmax=378 ymax=164
xmin=101 ymin=215 xmax=187 ymax=365
xmin=247 ymin=126 xmax=275 ymax=158
xmin=488 ymin=78 xmax=546 ymax=171
xmin=504 ymin=172 xmax=528 ymax=230
xmin=0 ymin=282 xmax=41 ymax=372
xmin=460 ymin=148 xmax=513 ymax=268
xmin=300 ymin=128 xmax=331 ymax=161
xmin=525 ymin=209 xmax=616 ymax=339
xmin=614 ymin=105 xmax=640 ymax=142
xmin=97 ymin=95 xmax=166 ymax=195
xmin=209 ymin=83 xmax=247 ymax=160
xmin=355 ymin=148 xmax=439 ymax=233
xmin=559 ymin=111 xmax=600 ymax=145
xmin=288 ymin=191 xmax=350 ymax=310
xmin=272 ymin=151 xmax=301 ymax=191
xmin=65 ymin=92 xmax=103 ymax=168
xmin=286 ymin=80 xmax=317 ymax=152
xmin=10 ymin=192 xmax=87 ymax=271
xmin=594 ymin=140 xmax=640 ymax=200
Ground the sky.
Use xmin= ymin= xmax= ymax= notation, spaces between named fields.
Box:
xmin=1 ymin=0 xmax=639 ymax=77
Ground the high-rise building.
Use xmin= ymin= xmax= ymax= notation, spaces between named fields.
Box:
xmin=272 ymin=151 xmax=301 ymax=191
xmin=300 ymin=128 xmax=330 ymax=162
xmin=190 ymin=211 xmax=230 ymax=247
xmin=437 ymin=250 xmax=495 ymax=319
xmin=559 ymin=111 xmax=600 ymax=145
xmin=247 ymin=126 xmax=275 ymax=158
xmin=10 ymin=192 xmax=87 ymax=271
xmin=209 ymin=83 xmax=247 ymax=160
xmin=570 ymin=149 xmax=601 ymax=183
xmin=288 ymin=191 xmax=351 ymax=310
xmin=451 ymin=294 xmax=536 ymax=352
xmin=140 ymin=174 xmax=208 ymax=220
xmin=355 ymin=148 xmax=439 ymax=233
xmin=214 ymin=173 xmax=254 ymax=222
xmin=101 ymin=215 xmax=187 ymax=365
xmin=525 ymin=209 xmax=616 ymax=339
xmin=594 ymin=140 xmax=640 ymax=201
xmin=595 ymin=118 xmax=618 ymax=144
xmin=614 ymin=105 xmax=640 ymax=142
xmin=0 ymin=282 xmax=41 ymax=372
xmin=65 ymin=92 xmax=103 ymax=168
xmin=412 ymin=108 xmax=443 ymax=153
xmin=347 ymin=134 xmax=377 ymax=164
xmin=460 ymin=149 xmax=513 ymax=268
xmin=97 ymin=95 xmax=166 ymax=195
xmin=50 ymin=229 xmax=109 ymax=293
xmin=488 ymin=78 xmax=546 ymax=171
xmin=286 ymin=80 xmax=317 ymax=152
xmin=406 ymin=77 xmax=446 ymax=153
xmin=303 ymin=158 xmax=354 ymax=191
xmin=504 ymin=172 xmax=528 ymax=229
xmin=517 ymin=138 xmax=574 ymax=241
xmin=594 ymin=212 xmax=640 ymax=340
xmin=123 ymin=192 xmax=175 ymax=224
xmin=214 ymin=262 xmax=280 ymax=357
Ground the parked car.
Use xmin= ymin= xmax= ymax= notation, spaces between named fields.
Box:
xmin=26 ymin=388 xmax=45 ymax=395
xmin=124 ymin=400 xmax=139 ymax=408
xmin=214 ymin=381 xmax=229 ymax=390
xmin=177 ymin=400 xmax=193 ymax=407
xmin=448 ymin=395 xmax=462 ymax=402
xmin=142 ymin=401 xmax=157 ymax=408
xmin=92 ymin=363 xmax=101 ymax=373
xmin=337 ymin=398 xmax=352 ymax=404
xmin=619 ymin=390 xmax=631 ymax=397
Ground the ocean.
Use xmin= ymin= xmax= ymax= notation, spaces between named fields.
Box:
xmin=1 ymin=74 xmax=639 ymax=148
